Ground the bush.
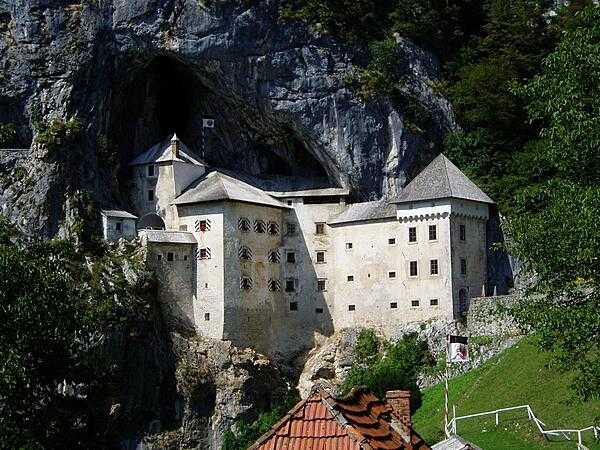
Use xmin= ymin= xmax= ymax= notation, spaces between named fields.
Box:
xmin=36 ymin=118 xmax=83 ymax=156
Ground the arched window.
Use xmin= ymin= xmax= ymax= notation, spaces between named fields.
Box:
xmin=254 ymin=219 xmax=266 ymax=233
xmin=138 ymin=213 xmax=165 ymax=230
xmin=238 ymin=217 xmax=251 ymax=232
xmin=239 ymin=246 xmax=253 ymax=261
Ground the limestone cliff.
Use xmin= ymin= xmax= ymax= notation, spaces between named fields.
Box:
xmin=0 ymin=0 xmax=455 ymax=237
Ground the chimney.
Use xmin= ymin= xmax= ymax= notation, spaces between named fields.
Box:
xmin=171 ymin=133 xmax=180 ymax=158
xmin=386 ymin=390 xmax=412 ymax=426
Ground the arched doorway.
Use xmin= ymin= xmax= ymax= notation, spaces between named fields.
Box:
xmin=138 ymin=213 xmax=165 ymax=230
xmin=458 ymin=288 xmax=469 ymax=315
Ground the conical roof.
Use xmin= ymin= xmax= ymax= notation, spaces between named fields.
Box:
xmin=392 ymin=154 xmax=494 ymax=204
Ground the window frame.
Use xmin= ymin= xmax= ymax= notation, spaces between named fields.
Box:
xmin=267 ymin=221 xmax=279 ymax=235
xmin=285 ymin=278 xmax=296 ymax=293
xmin=411 ymin=299 xmax=420 ymax=307
xmin=286 ymin=251 xmax=296 ymax=264
xmin=428 ymin=224 xmax=437 ymax=241
xmin=388 ymin=271 xmax=396 ymax=279
xmin=408 ymin=226 xmax=417 ymax=243
xmin=238 ymin=217 xmax=251 ymax=232
xmin=147 ymin=164 xmax=156 ymax=178
xmin=459 ymin=224 xmax=466 ymax=241
xmin=409 ymin=260 xmax=418 ymax=277
xmin=254 ymin=219 xmax=266 ymax=233
xmin=348 ymin=304 xmax=356 ymax=311
xmin=115 ymin=221 xmax=123 ymax=233
xmin=315 ymin=222 xmax=326 ymax=235
xmin=390 ymin=302 xmax=398 ymax=309
xmin=347 ymin=275 xmax=354 ymax=282
xmin=460 ymin=258 xmax=467 ymax=276
xmin=317 ymin=278 xmax=327 ymax=292
xmin=316 ymin=251 xmax=326 ymax=264
xmin=388 ymin=237 xmax=396 ymax=245
xmin=147 ymin=189 xmax=155 ymax=202
xmin=430 ymin=259 xmax=439 ymax=276
xmin=430 ymin=298 xmax=439 ymax=306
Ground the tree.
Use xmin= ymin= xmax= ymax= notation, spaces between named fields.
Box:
xmin=507 ymin=5 xmax=600 ymax=400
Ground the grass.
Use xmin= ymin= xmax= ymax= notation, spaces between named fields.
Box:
xmin=413 ymin=336 xmax=600 ymax=449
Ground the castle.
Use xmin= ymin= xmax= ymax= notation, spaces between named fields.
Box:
xmin=102 ymin=134 xmax=495 ymax=356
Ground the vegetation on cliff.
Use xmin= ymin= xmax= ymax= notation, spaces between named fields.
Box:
xmin=0 ymin=215 xmax=156 ymax=448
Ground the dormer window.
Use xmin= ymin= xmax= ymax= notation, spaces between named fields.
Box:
xmin=147 ymin=164 xmax=156 ymax=177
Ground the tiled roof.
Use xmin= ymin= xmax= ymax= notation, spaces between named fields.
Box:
xmin=329 ymin=200 xmax=396 ymax=226
xmin=139 ymin=229 xmax=197 ymax=244
xmin=391 ymin=154 xmax=493 ymax=205
xmin=101 ymin=209 xmax=138 ymax=219
xmin=249 ymin=386 xmax=431 ymax=450
xmin=173 ymin=171 xmax=289 ymax=210
xmin=128 ymin=133 xmax=204 ymax=166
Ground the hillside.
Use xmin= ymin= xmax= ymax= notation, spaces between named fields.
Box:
xmin=413 ymin=337 xmax=600 ymax=449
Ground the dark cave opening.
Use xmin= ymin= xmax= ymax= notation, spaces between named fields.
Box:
xmin=108 ymin=54 xmax=332 ymax=185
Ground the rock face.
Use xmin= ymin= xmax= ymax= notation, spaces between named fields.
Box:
xmin=0 ymin=0 xmax=455 ymax=236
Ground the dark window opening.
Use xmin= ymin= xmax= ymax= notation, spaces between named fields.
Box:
xmin=115 ymin=222 xmax=122 ymax=232
xmin=430 ymin=298 xmax=439 ymax=306
xmin=268 ymin=250 xmax=280 ymax=263
xmin=460 ymin=258 xmax=467 ymax=276
xmin=348 ymin=304 xmax=356 ymax=311
xmin=459 ymin=224 xmax=466 ymax=241
xmin=317 ymin=279 xmax=327 ymax=291
xmin=315 ymin=308 xmax=323 ymax=314
xmin=388 ymin=238 xmax=396 ymax=245
xmin=204 ymin=313 xmax=210 ymax=321
xmin=267 ymin=221 xmax=279 ymax=235
xmin=290 ymin=302 xmax=298 ymax=311
xmin=286 ymin=252 xmax=296 ymax=264
xmin=429 ymin=225 xmax=437 ymax=241
xmin=430 ymin=259 xmax=439 ymax=275
xmin=285 ymin=279 xmax=296 ymax=292
xmin=167 ymin=252 xmax=174 ymax=262
xmin=411 ymin=300 xmax=420 ymax=307
xmin=315 ymin=222 xmax=326 ymax=235
xmin=347 ymin=275 xmax=354 ymax=282
xmin=389 ymin=271 xmax=396 ymax=279
xmin=147 ymin=189 xmax=154 ymax=201
xmin=410 ymin=261 xmax=418 ymax=277
xmin=254 ymin=220 xmax=266 ymax=233
xmin=147 ymin=164 xmax=155 ymax=177
xmin=408 ymin=227 xmax=417 ymax=242
xmin=390 ymin=302 xmax=398 ymax=309
xmin=316 ymin=251 xmax=326 ymax=263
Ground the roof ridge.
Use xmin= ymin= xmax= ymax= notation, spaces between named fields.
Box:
xmin=441 ymin=154 xmax=453 ymax=197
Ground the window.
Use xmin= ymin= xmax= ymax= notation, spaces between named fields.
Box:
xmin=388 ymin=238 xmax=396 ymax=245
xmin=254 ymin=219 xmax=266 ymax=233
xmin=157 ymin=254 xmax=162 ymax=261
xmin=317 ymin=279 xmax=327 ymax=291
xmin=460 ymin=258 xmax=467 ymax=276
xmin=267 ymin=221 xmax=279 ymax=235
xmin=286 ymin=222 xmax=296 ymax=236
xmin=459 ymin=224 xmax=466 ymax=241
xmin=204 ymin=313 xmax=210 ymax=321
xmin=147 ymin=189 xmax=154 ymax=201
xmin=147 ymin=164 xmax=155 ymax=177
xmin=286 ymin=251 xmax=296 ymax=264
xmin=315 ymin=222 xmax=326 ymax=235
xmin=183 ymin=255 xmax=188 ymax=261
xmin=411 ymin=300 xmax=420 ymax=307
xmin=240 ymin=276 xmax=253 ymax=290
xmin=179 ymin=225 xmax=188 ymax=231
xmin=315 ymin=308 xmax=324 ymax=314
xmin=348 ymin=304 xmax=356 ymax=311
xmin=430 ymin=259 xmax=439 ymax=275
xmin=268 ymin=249 xmax=280 ymax=263
xmin=347 ymin=275 xmax=354 ymax=282
xmin=429 ymin=225 xmax=437 ymax=241
xmin=285 ymin=279 xmax=296 ymax=292
xmin=239 ymin=246 xmax=253 ymax=261
xmin=196 ymin=219 xmax=211 ymax=232
xmin=268 ymin=279 xmax=281 ymax=292
xmin=287 ymin=200 xmax=293 ymax=206
xmin=316 ymin=251 xmax=326 ymax=263
xmin=409 ymin=260 xmax=418 ymax=277
xmin=290 ymin=302 xmax=298 ymax=311
xmin=388 ymin=271 xmax=396 ymax=279
xmin=346 ymin=242 xmax=353 ymax=250
xmin=408 ymin=227 xmax=417 ymax=242
xmin=198 ymin=248 xmax=212 ymax=260
xmin=167 ymin=252 xmax=174 ymax=262
xmin=390 ymin=302 xmax=398 ymax=309
xmin=115 ymin=222 xmax=122 ymax=233
xmin=430 ymin=298 xmax=439 ymax=306
xmin=238 ymin=217 xmax=251 ymax=232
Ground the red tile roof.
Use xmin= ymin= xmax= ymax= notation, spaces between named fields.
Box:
xmin=249 ymin=386 xmax=431 ymax=450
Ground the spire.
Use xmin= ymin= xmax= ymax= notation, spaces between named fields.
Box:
xmin=170 ymin=132 xmax=180 ymax=157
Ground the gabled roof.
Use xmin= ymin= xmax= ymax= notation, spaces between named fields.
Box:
xmin=128 ymin=134 xmax=204 ymax=166
xmin=392 ymin=154 xmax=493 ymax=204
xmin=329 ymin=200 xmax=396 ymax=226
xmin=173 ymin=171 xmax=289 ymax=209
xmin=249 ymin=386 xmax=430 ymax=450
xmin=101 ymin=209 xmax=138 ymax=219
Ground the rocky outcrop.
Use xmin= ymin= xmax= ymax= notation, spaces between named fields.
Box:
xmin=0 ymin=0 xmax=455 ymax=237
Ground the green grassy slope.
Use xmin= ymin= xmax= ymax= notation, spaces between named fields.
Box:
xmin=413 ymin=337 xmax=600 ymax=449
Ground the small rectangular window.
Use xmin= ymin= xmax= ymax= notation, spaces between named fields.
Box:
xmin=290 ymin=302 xmax=298 ymax=311
xmin=115 ymin=222 xmax=122 ymax=232
xmin=268 ymin=279 xmax=281 ymax=292
xmin=147 ymin=164 xmax=155 ymax=177
xmin=254 ymin=219 xmax=266 ymax=233
xmin=388 ymin=271 xmax=396 ymax=279
xmin=430 ymin=259 xmax=439 ymax=275
xmin=390 ymin=302 xmax=398 ymax=309
xmin=204 ymin=313 xmax=210 ymax=321
xmin=196 ymin=219 xmax=210 ymax=232
xmin=157 ymin=254 xmax=162 ymax=261
xmin=460 ymin=258 xmax=467 ymax=276
xmin=430 ymin=298 xmax=439 ymax=306
xmin=183 ymin=255 xmax=188 ymax=261
xmin=429 ymin=225 xmax=437 ymax=241
xmin=268 ymin=250 xmax=281 ymax=263
xmin=179 ymin=225 xmax=188 ymax=231
xmin=287 ymin=200 xmax=293 ymax=206
xmin=285 ymin=279 xmax=296 ymax=292
xmin=347 ymin=275 xmax=354 ymax=282
xmin=348 ymin=304 xmax=356 ymax=311
xmin=408 ymin=227 xmax=417 ymax=242
xmin=411 ymin=300 xmax=420 ymax=307
xmin=316 ymin=251 xmax=326 ymax=263
xmin=198 ymin=248 xmax=212 ymax=260
xmin=167 ymin=252 xmax=174 ymax=262
xmin=346 ymin=242 xmax=353 ymax=250
xmin=317 ymin=279 xmax=327 ymax=291
xmin=315 ymin=308 xmax=324 ymax=314
xmin=267 ymin=222 xmax=279 ymax=235
xmin=286 ymin=222 xmax=296 ymax=236
xmin=409 ymin=261 xmax=418 ymax=277
xmin=315 ymin=222 xmax=326 ymax=235
xmin=238 ymin=217 xmax=251 ymax=232
xmin=147 ymin=189 xmax=154 ymax=201
xmin=286 ymin=251 xmax=296 ymax=264
xmin=388 ymin=238 xmax=396 ymax=245
xmin=459 ymin=224 xmax=466 ymax=241
xmin=240 ymin=276 xmax=253 ymax=290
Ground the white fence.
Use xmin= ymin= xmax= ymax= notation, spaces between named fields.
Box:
xmin=447 ymin=404 xmax=600 ymax=450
